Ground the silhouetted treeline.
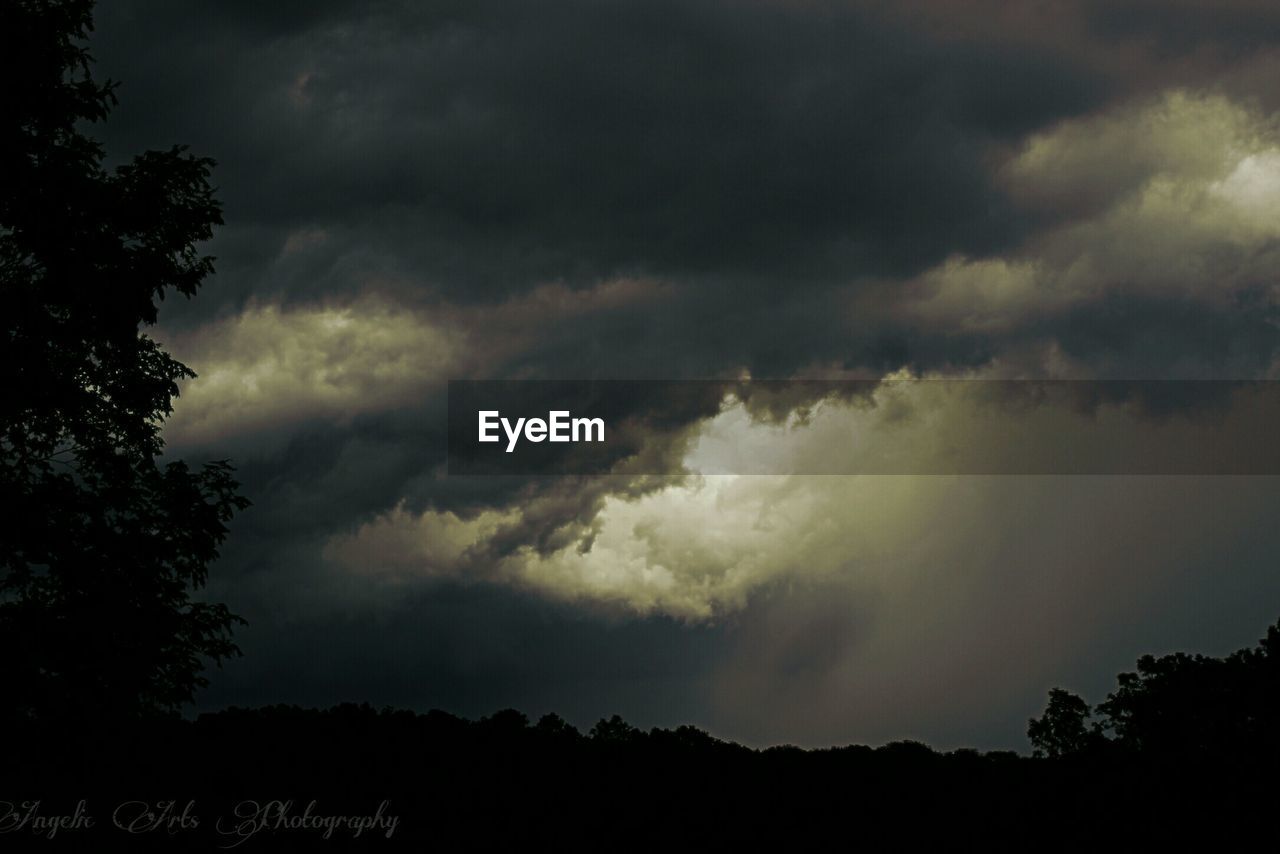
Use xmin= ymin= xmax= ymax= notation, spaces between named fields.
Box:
xmin=6 ymin=617 xmax=1279 ymax=851
xmin=3 ymin=620 xmax=1279 ymax=848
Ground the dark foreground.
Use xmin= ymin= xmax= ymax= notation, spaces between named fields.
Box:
xmin=2 ymin=704 xmax=1272 ymax=851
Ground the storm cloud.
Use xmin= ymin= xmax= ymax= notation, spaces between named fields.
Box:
xmin=80 ymin=0 xmax=1280 ymax=747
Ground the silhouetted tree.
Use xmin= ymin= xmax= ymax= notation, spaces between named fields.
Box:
xmin=1027 ymin=688 xmax=1094 ymax=758
xmin=1031 ymin=619 xmax=1280 ymax=760
xmin=478 ymin=708 xmax=531 ymax=737
xmin=535 ymin=712 xmax=583 ymax=740
xmin=0 ymin=0 xmax=247 ymax=723
xmin=590 ymin=714 xmax=644 ymax=744
xmin=1096 ymin=622 xmax=1280 ymax=759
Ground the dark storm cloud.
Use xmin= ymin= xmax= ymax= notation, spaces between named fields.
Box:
xmin=1084 ymin=0 xmax=1280 ymax=53
xmin=101 ymin=0 xmax=1271 ymax=392
xmin=74 ymin=1 xmax=1280 ymax=748
xmin=101 ymin=0 xmax=1280 ymax=561
xmin=87 ymin=0 xmax=1107 ymax=579
xmin=92 ymin=0 xmax=1102 ymax=318
xmin=1033 ymin=294 xmax=1280 ymax=380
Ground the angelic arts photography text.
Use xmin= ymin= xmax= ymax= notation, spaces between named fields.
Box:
xmin=0 ymin=798 xmax=400 ymax=845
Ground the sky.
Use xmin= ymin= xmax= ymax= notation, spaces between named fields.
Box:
xmin=86 ymin=0 xmax=1280 ymax=749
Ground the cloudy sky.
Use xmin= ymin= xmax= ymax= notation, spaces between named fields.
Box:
xmin=88 ymin=0 xmax=1280 ymax=749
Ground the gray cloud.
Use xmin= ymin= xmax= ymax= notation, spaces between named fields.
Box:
xmin=95 ymin=1 xmax=1101 ymax=314
xmin=78 ymin=1 xmax=1280 ymax=747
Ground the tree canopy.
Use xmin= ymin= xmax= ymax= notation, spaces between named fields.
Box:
xmin=1029 ymin=620 xmax=1280 ymax=761
xmin=0 ymin=0 xmax=247 ymax=723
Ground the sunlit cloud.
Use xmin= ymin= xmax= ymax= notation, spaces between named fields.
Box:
xmin=161 ymin=298 xmax=461 ymax=447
